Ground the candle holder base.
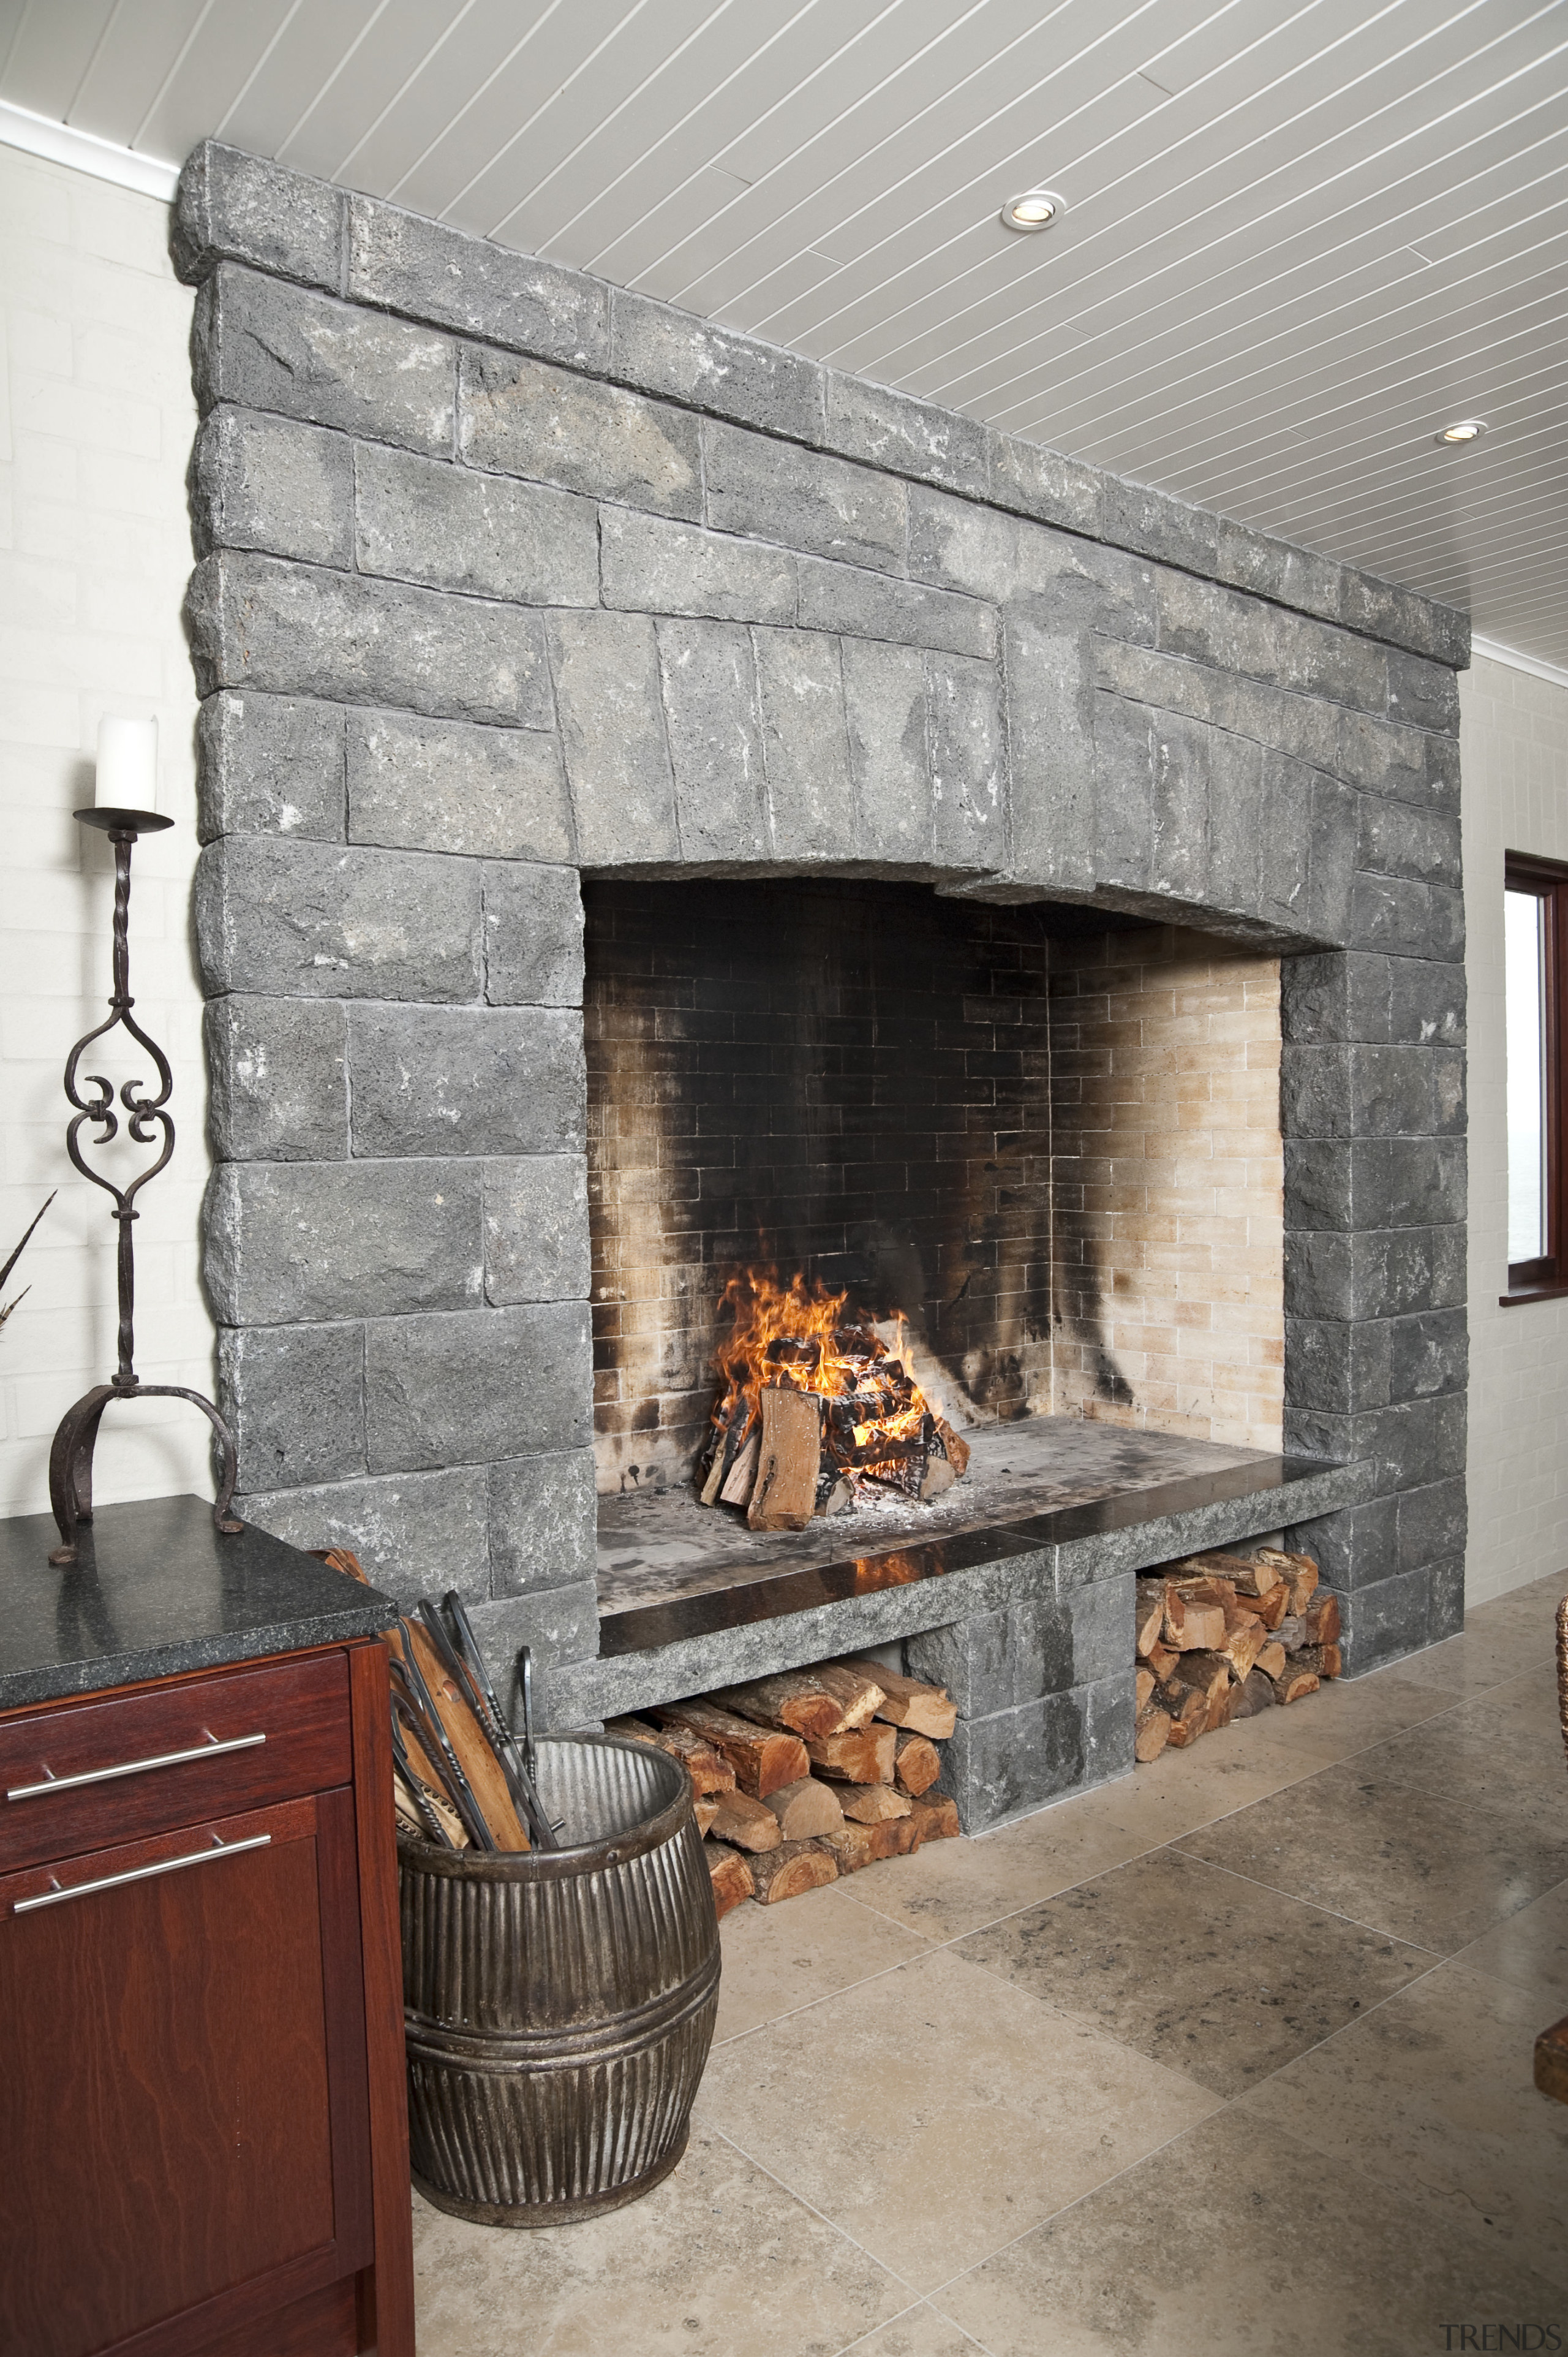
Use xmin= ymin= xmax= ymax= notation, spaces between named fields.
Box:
xmin=49 ymin=1381 xmax=242 ymax=1567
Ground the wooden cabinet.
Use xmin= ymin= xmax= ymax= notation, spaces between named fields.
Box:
xmin=0 ymin=1642 xmax=413 ymax=2357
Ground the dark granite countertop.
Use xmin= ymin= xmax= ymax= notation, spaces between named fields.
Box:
xmin=0 ymin=1494 xmax=399 ymax=1714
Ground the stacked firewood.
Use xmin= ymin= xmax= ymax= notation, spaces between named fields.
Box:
xmin=1134 ymin=1546 xmax=1342 ymax=1763
xmin=608 ymin=1657 xmax=959 ymax=1914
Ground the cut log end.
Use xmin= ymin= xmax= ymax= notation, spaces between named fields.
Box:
xmin=707 ymin=1843 xmax=755 ymax=1919
xmin=748 ymin=1839 xmax=839 ymax=1904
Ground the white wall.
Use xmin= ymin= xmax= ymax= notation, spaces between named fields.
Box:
xmin=0 ymin=142 xmax=215 ymax=1519
xmin=1463 ymin=649 xmax=1568 ymax=1605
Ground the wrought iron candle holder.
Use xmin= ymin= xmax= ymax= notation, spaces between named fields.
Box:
xmin=47 ymin=803 xmax=241 ymax=1566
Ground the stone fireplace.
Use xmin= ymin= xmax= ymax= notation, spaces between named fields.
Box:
xmin=176 ymin=142 xmax=1468 ymax=1828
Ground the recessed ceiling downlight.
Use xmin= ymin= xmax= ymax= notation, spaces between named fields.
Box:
xmin=1435 ymin=418 xmax=1487 ymax=444
xmin=1001 ymin=189 xmax=1064 ymax=233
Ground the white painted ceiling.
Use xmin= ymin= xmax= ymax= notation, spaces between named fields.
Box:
xmin=4 ymin=0 xmax=1565 ymax=667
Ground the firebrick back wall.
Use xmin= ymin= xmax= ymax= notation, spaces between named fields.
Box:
xmin=174 ymin=140 xmax=1469 ymax=1702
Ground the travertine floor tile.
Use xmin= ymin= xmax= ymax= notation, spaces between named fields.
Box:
xmin=714 ymin=1881 xmax=932 ymax=2044
xmin=1395 ymin=1621 xmax=1555 ymax=1698
xmin=1235 ymin=1960 xmax=1568 ymax=2287
xmin=1450 ymin=1875 xmax=1568 ymax=2006
xmin=695 ymin=1945 xmax=1219 ymax=2294
xmin=1177 ymin=1760 xmax=1568 ymax=1951
xmin=933 ymin=2108 xmax=1567 ymax=2357
xmin=1346 ymin=1687 xmax=1568 ymax=1834
xmin=1223 ymin=1662 xmax=1462 ymax=1771
xmin=409 ymin=2122 xmax=911 ymax=2357
xmin=957 ymin=1846 xmax=1433 ymax=2094
xmin=840 ymin=2300 xmax=993 ymax=2355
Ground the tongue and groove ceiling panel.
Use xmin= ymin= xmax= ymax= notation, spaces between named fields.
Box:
xmin=4 ymin=0 xmax=1565 ymax=666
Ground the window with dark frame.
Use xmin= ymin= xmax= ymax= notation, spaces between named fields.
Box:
xmin=1504 ymin=852 xmax=1568 ymax=1301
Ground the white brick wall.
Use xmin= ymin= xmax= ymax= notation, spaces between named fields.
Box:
xmin=0 ymin=143 xmax=214 ymax=1517
xmin=1463 ymin=651 xmax=1568 ymax=1604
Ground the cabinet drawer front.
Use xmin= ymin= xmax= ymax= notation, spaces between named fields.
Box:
xmin=0 ymin=1652 xmax=350 ymax=1874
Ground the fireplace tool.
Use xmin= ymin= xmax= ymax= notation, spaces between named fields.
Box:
xmin=47 ymin=754 xmax=241 ymax=1566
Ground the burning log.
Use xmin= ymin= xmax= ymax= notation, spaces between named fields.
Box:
xmin=748 ymin=1386 xmax=824 ymax=1532
xmin=696 ymin=1272 xmax=969 ymax=1523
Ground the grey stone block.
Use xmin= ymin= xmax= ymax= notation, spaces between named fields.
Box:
xmin=1396 ymin=1476 xmax=1468 ymax=1573
xmin=1252 ymin=749 xmax=1319 ymax=940
xmin=601 ymin=508 xmax=795 ymax=624
xmin=459 ymin=346 xmax=702 ymax=518
xmin=364 ymin=1301 xmax=592 ymax=1472
xmin=822 ymin=373 xmax=989 ymax=497
xmin=347 ymin=709 xmax=573 ymax=864
xmin=908 ymin=486 xmax=1024 ymax=602
xmin=488 ymin=1448 xmax=598 ymax=1594
xmin=468 ymin=1585 xmax=600 ymax=1680
xmin=840 ymin=637 xmax=931 ymax=866
xmin=173 ymin=142 xmax=345 ymax=292
xmin=927 ymin=651 xmax=1005 ymax=869
xmin=1337 ymin=708 xmax=1434 ymax=803
xmin=1387 ymin=650 xmax=1460 ymax=736
xmin=1005 ymin=618 xmax=1095 ymax=893
xmin=205 ymin=1158 xmax=482 ymax=1325
xmin=205 ymin=996 xmax=348 ymax=1162
xmin=1158 ymin=572 xmax=1389 ymax=716
xmin=1425 ymin=733 xmax=1462 ymax=815
xmin=1284 ymin=1138 xmax=1466 ymax=1236
xmin=1284 ymin=1225 xmax=1463 ymax=1322
xmin=354 ymin=442 xmax=598 ymax=607
xmin=347 ymin=193 xmax=609 ymax=369
xmin=1284 ymin=1496 xmax=1398 ymax=1593
xmin=194 ymin=265 xmax=454 ymax=454
xmin=610 ymin=289 xmax=824 ymax=444
xmin=347 ymin=1004 xmax=586 ymax=1157
xmin=1386 ymin=1307 xmax=1468 ymax=1402
xmin=1282 ymin=1043 xmax=1452 ymax=1141
xmin=755 ymin=627 xmax=856 ymax=861
xmin=1351 ymin=876 xmax=1465 ymax=961
xmin=1069 ymin=1575 xmax=1135 ymax=1689
xmin=905 ymin=1612 xmax=1012 ymax=1720
xmin=986 ymin=431 xmax=1103 ymax=535
xmin=1302 ymin=772 xmax=1357 ymax=949
xmin=1213 ymin=516 xmax=1344 ymax=628
xmin=1357 ymin=796 xmax=1461 ymax=890
xmin=795 ymin=554 xmax=995 ymax=660
xmin=1338 ymin=1566 xmax=1434 ymax=1674
xmin=943 ymin=1687 xmax=1091 ymax=1831
xmin=1092 ymin=637 xmax=1341 ymax=772
xmin=1281 ymin=951 xmax=1404 ymax=1045
xmin=1091 ymin=692 xmax=1154 ymax=891
xmin=484 ymin=1156 xmax=591 ymax=1306
xmin=483 ymin=861 xmax=586 ymax=1006
xmin=1205 ymin=732 xmax=1264 ymax=919
xmin=1103 ymin=479 xmax=1219 ymax=575
xmin=1299 ymin=1394 xmax=1466 ymax=1493
xmin=217 ymin=1322 xmax=365 ymax=1491
xmin=189 ymin=408 xmax=353 ymax=569
xmin=703 ymin=418 xmax=906 ymax=576
xmin=1342 ymin=570 xmax=1469 ymax=668
xmin=1284 ymin=1317 xmax=1390 ymax=1415
xmin=1388 ymin=957 xmax=1465 ymax=1048
xmin=656 ymin=618 xmax=768 ymax=861
xmin=548 ymin=611 xmax=678 ymax=866
xmin=236 ymin=1466 xmax=490 ymax=1605
xmin=1428 ymin=1553 xmax=1466 ymax=1642
xmin=196 ymin=690 xmax=345 ymax=846
xmin=195 ymin=834 xmax=483 ymax=1002
xmin=186 ymin=550 xmax=552 ymax=728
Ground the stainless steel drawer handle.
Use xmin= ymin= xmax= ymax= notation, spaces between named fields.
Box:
xmin=6 ymin=1728 xmax=265 ymax=1803
xmin=13 ymin=1832 xmax=272 ymax=1915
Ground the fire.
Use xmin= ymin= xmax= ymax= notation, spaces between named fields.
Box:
xmin=699 ymin=1271 xmax=970 ymax=1519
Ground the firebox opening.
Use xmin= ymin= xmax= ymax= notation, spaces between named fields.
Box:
xmin=586 ymin=876 xmax=1285 ymax=1548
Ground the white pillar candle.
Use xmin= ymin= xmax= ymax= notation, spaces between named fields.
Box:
xmin=94 ymin=714 xmax=158 ymax=810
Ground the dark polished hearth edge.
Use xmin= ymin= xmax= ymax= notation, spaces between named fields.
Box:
xmin=548 ymin=1453 xmax=1370 ymax=1729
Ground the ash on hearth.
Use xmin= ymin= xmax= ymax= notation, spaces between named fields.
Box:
xmin=696 ymin=1273 xmax=970 ymax=1533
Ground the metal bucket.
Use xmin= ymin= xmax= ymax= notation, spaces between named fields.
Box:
xmin=398 ymin=1733 xmax=720 ymax=2226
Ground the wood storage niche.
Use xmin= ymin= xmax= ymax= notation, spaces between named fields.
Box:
xmin=398 ymin=1733 xmax=718 ymax=2225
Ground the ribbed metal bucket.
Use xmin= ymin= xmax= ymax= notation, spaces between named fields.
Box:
xmin=398 ymin=1733 xmax=720 ymax=2226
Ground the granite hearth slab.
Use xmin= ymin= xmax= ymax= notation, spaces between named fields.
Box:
xmin=0 ymin=1493 xmax=398 ymax=1712
xmin=547 ymin=1431 xmax=1371 ymax=1727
